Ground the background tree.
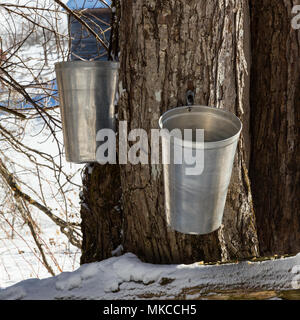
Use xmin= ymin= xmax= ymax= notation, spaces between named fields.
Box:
xmin=250 ymin=0 xmax=300 ymax=256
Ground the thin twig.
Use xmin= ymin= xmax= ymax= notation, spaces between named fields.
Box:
xmin=0 ymin=105 xmax=26 ymax=119
xmin=53 ymin=0 xmax=109 ymax=52
xmin=0 ymin=159 xmax=82 ymax=249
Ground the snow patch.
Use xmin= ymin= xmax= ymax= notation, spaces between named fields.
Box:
xmin=118 ymin=81 xmax=126 ymax=95
xmin=1 ymin=286 xmax=26 ymax=300
xmin=1 ymin=253 xmax=299 ymax=300
xmin=81 ymin=264 xmax=100 ymax=280
xmin=56 ymin=273 xmax=82 ymax=291
xmin=87 ymin=164 xmax=94 ymax=175
xmin=111 ymin=244 xmax=123 ymax=257
xmin=155 ymin=90 xmax=162 ymax=102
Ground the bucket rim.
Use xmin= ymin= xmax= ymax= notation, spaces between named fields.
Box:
xmin=158 ymin=105 xmax=242 ymax=149
xmin=55 ymin=60 xmax=120 ymax=69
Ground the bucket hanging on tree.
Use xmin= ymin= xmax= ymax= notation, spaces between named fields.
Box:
xmin=55 ymin=61 xmax=119 ymax=163
xmin=159 ymin=105 xmax=242 ymax=235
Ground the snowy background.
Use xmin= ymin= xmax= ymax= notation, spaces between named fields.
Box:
xmin=0 ymin=0 xmax=83 ymax=288
xmin=0 ymin=117 xmax=83 ymax=288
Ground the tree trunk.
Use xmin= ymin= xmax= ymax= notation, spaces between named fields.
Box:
xmin=80 ymin=0 xmax=300 ymax=265
xmin=250 ymin=1 xmax=300 ymax=256
xmin=117 ymin=0 xmax=258 ymax=264
xmin=80 ymin=164 xmax=122 ymax=264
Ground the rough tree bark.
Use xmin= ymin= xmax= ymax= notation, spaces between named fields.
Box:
xmin=80 ymin=164 xmax=122 ymax=263
xmin=116 ymin=0 xmax=258 ymax=264
xmin=81 ymin=0 xmax=299 ymax=265
xmin=250 ymin=1 xmax=300 ymax=256
xmin=80 ymin=0 xmax=259 ymax=264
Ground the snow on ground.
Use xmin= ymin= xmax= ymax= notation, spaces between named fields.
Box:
xmin=0 ymin=114 xmax=83 ymax=288
xmin=0 ymin=252 xmax=299 ymax=300
xmin=0 ymin=115 xmax=83 ymax=288
xmin=0 ymin=0 xmax=84 ymax=288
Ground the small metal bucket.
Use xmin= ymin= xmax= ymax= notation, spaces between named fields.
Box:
xmin=159 ymin=106 xmax=242 ymax=234
xmin=55 ymin=61 xmax=119 ymax=163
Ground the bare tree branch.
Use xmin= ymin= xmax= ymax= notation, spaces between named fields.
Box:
xmin=15 ymin=199 xmax=56 ymax=276
xmin=0 ymin=105 xmax=26 ymax=119
xmin=53 ymin=0 xmax=109 ymax=52
xmin=0 ymin=158 xmax=81 ymax=249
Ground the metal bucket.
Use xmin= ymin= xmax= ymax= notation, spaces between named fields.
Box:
xmin=55 ymin=61 xmax=119 ymax=163
xmin=159 ymin=105 xmax=242 ymax=235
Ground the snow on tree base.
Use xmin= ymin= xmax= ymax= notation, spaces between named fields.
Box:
xmin=0 ymin=252 xmax=300 ymax=300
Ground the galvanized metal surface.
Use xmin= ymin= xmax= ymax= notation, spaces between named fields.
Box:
xmin=55 ymin=61 xmax=119 ymax=163
xmin=159 ymin=105 xmax=242 ymax=235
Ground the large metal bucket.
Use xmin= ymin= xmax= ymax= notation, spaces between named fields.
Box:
xmin=55 ymin=61 xmax=119 ymax=163
xmin=159 ymin=106 xmax=242 ymax=235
